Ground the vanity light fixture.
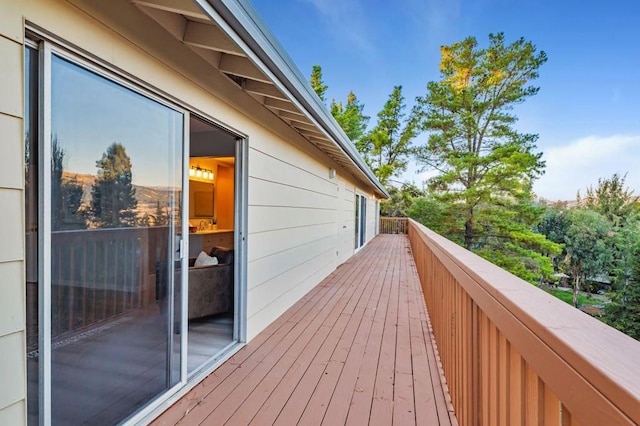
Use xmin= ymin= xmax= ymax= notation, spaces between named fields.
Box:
xmin=189 ymin=165 xmax=214 ymax=181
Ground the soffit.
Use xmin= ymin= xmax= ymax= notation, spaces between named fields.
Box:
xmin=131 ymin=0 xmax=387 ymax=198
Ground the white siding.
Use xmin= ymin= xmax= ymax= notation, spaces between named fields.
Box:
xmin=0 ymin=21 xmax=26 ymax=423
xmin=246 ymin=143 xmax=340 ymax=338
xmin=366 ymin=196 xmax=378 ymax=243
xmin=336 ymin=178 xmax=356 ymax=265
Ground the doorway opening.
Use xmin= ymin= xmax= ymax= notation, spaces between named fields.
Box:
xmin=186 ymin=115 xmax=238 ymax=374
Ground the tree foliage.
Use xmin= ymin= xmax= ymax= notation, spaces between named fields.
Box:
xmin=359 ymin=86 xmax=419 ymax=186
xmin=310 ymin=65 xmax=328 ymax=103
xmin=51 ymin=135 xmax=85 ymax=230
xmin=416 ymin=33 xmax=547 ymax=249
xmin=473 ymin=198 xmax=561 ymax=283
xmin=309 ymin=66 xmax=369 ymax=145
xmin=89 ymin=142 xmax=138 ymax=228
xmin=604 ymin=258 xmax=640 ymax=340
xmin=331 ymin=91 xmax=369 ymax=142
xmin=380 ymin=183 xmax=423 ymax=217
xmin=409 ymin=33 xmax=559 ymax=282
xmin=578 ymin=172 xmax=639 ymax=226
xmin=562 ymin=209 xmax=612 ymax=307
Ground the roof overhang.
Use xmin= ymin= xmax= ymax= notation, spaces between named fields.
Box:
xmin=131 ymin=0 xmax=388 ymax=198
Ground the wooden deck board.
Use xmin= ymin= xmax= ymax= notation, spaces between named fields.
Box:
xmin=153 ymin=235 xmax=456 ymax=426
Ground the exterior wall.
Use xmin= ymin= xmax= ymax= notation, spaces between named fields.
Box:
xmin=366 ymin=196 xmax=378 ymax=243
xmin=0 ymin=1 xmax=383 ymax=421
xmin=0 ymin=24 xmax=27 ymax=423
xmin=336 ymin=178 xmax=356 ymax=265
xmin=246 ymin=139 xmax=338 ymax=338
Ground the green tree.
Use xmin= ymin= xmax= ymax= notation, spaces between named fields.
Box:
xmin=472 ymin=198 xmax=561 ymax=283
xmin=359 ymin=86 xmax=419 ymax=186
xmin=415 ymin=33 xmax=547 ymax=250
xmin=578 ymin=173 xmax=638 ymax=226
xmin=536 ymin=206 xmax=571 ymax=245
xmin=406 ymin=195 xmax=450 ymax=235
xmin=331 ymin=91 xmax=369 ymax=142
xmin=562 ymin=209 xmax=612 ymax=307
xmin=310 ymin=65 xmax=328 ymax=103
xmin=578 ymin=173 xmax=640 ymax=288
xmin=380 ymin=183 xmax=423 ymax=217
xmin=89 ymin=142 xmax=138 ymax=228
xmin=51 ymin=135 xmax=85 ymax=230
xmin=604 ymin=252 xmax=640 ymax=340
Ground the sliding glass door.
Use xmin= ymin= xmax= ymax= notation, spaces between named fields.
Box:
xmin=355 ymin=193 xmax=367 ymax=249
xmin=27 ymin=44 xmax=185 ymax=425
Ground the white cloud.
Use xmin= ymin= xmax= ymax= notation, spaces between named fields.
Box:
xmin=400 ymin=0 xmax=462 ymax=37
xmin=299 ymin=0 xmax=375 ymax=53
xmin=533 ymin=135 xmax=640 ymax=201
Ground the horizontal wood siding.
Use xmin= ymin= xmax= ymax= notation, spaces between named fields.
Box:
xmin=0 ymin=22 xmax=26 ymax=425
xmin=247 ymin=145 xmax=371 ymax=339
xmin=336 ymin=179 xmax=355 ymax=265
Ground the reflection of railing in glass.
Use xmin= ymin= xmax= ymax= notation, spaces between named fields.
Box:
xmin=50 ymin=226 xmax=170 ymax=339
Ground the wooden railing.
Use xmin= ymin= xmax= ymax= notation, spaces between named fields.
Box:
xmin=379 ymin=216 xmax=408 ymax=234
xmin=407 ymin=219 xmax=640 ymax=425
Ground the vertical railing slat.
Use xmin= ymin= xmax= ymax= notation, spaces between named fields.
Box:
xmin=543 ymin=383 xmax=561 ymax=426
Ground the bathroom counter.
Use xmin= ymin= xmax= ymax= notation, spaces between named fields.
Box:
xmin=189 ymin=229 xmax=234 ymax=256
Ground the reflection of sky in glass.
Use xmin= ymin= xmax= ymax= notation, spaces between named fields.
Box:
xmin=51 ymin=55 xmax=182 ymax=188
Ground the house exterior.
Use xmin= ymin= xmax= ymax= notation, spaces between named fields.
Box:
xmin=0 ymin=0 xmax=387 ymax=424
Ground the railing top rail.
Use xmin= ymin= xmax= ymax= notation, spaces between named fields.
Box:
xmin=408 ymin=218 xmax=640 ymax=424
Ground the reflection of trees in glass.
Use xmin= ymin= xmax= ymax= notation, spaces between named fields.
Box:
xmin=52 ymin=135 xmax=86 ymax=230
xmin=137 ymin=201 xmax=169 ymax=226
xmin=89 ymin=142 xmax=138 ymax=228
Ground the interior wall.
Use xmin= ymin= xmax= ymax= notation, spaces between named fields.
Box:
xmin=216 ymin=166 xmax=234 ymax=230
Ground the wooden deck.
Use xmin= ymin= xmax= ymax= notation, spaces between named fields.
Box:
xmin=154 ymin=235 xmax=457 ymax=425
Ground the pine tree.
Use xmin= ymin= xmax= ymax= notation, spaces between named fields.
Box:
xmin=330 ymin=91 xmax=369 ymax=142
xmin=89 ymin=142 xmax=138 ymax=228
xmin=309 ymin=65 xmax=328 ymax=103
xmin=416 ymin=33 xmax=548 ymax=250
xmin=413 ymin=33 xmax=562 ymax=282
xmin=360 ymin=86 xmax=419 ymax=186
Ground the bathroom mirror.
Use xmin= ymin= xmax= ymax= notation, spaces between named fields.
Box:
xmin=191 ymin=181 xmax=215 ymax=218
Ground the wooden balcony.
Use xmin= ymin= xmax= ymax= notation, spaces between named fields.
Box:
xmin=154 ymin=234 xmax=456 ymax=425
xmin=154 ymin=219 xmax=640 ymax=425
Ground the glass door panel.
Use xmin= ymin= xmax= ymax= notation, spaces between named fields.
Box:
xmin=49 ymin=54 xmax=183 ymax=425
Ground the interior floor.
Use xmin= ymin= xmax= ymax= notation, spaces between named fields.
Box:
xmin=188 ymin=313 xmax=234 ymax=373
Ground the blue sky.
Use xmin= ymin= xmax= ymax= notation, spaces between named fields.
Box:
xmin=250 ymin=0 xmax=640 ymax=201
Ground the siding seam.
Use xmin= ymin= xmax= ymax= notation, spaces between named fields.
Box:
xmin=249 ymin=146 xmax=333 ymax=183
xmin=248 ymin=233 xmax=336 ymax=263
xmin=249 ymin=247 xmax=335 ymax=292
xmin=248 ymin=253 xmax=336 ymax=319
